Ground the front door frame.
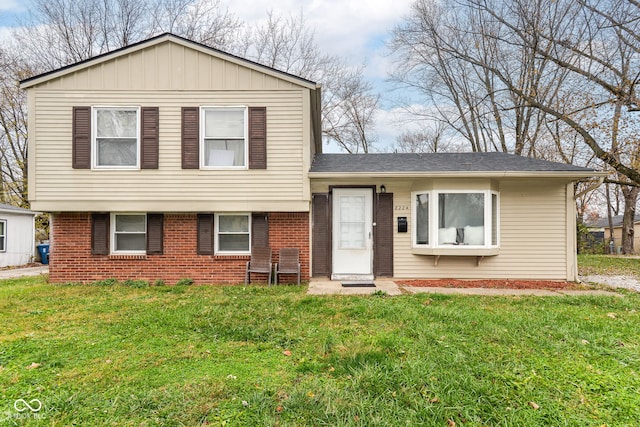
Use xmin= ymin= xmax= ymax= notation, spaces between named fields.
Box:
xmin=329 ymin=185 xmax=377 ymax=280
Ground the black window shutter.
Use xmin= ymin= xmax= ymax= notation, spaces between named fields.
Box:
xmin=146 ymin=213 xmax=164 ymax=255
xmin=72 ymin=106 xmax=91 ymax=169
xmin=197 ymin=214 xmax=214 ymax=255
xmin=91 ymin=213 xmax=109 ymax=255
xmin=312 ymin=193 xmax=331 ymax=276
xmin=374 ymin=193 xmax=394 ymax=277
xmin=141 ymin=107 xmax=159 ymax=169
xmin=248 ymin=107 xmax=267 ymax=169
xmin=182 ymin=107 xmax=199 ymax=169
xmin=251 ymin=213 xmax=269 ymax=248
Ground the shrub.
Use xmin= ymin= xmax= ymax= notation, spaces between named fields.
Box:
xmin=176 ymin=278 xmax=194 ymax=286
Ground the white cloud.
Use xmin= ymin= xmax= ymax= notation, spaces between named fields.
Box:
xmin=223 ymin=0 xmax=413 ymax=71
xmin=0 ymin=0 xmax=24 ymax=12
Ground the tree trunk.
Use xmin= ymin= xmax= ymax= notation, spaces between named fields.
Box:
xmin=621 ymin=185 xmax=638 ymax=254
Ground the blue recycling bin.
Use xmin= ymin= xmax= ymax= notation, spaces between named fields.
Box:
xmin=37 ymin=244 xmax=50 ymax=265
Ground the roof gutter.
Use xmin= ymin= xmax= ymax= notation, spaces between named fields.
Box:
xmin=308 ymin=171 xmax=608 ymax=180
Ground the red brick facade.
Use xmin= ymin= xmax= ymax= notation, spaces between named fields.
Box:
xmin=50 ymin=212 xmax=309 ymax=284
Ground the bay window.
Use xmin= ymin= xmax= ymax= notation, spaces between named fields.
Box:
xmin=412 ymin=190 xmax=499 ymax=250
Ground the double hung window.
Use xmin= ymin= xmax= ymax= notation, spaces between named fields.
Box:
xmin=215 ymin=214 xmax=251 ymax=253
xmin=111 ymin=213 xmax=146 ymax=254
xmin=201 ymin=107 xmax=247 ymax=168
xmin=93 ymin=107 xmax=139 ymax=168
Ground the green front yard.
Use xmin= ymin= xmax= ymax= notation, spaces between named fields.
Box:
xmin=1 ymin=273 xmax=639 ymax=426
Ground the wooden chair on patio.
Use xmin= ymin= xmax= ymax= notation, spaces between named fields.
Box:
xmin=245 ymin=247 xmax=272 ymax=285
xmin=274 ymin=248 xmax=300 ymax=285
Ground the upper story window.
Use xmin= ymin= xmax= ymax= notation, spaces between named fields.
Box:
xmin=201 ymin=107 xmax=247 ymax=169
xmin=111 ymin=213 xmax=146 ymax=254
xmin=93 ymin=107 xmax=140 ymax=169
xmin=412 ymin=190 xmax=499 ymax=249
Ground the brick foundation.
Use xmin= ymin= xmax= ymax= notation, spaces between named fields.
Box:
xmin=49 ymin=212 xmax=309 ymax=284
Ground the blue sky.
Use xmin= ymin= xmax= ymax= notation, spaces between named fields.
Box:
xmin=0 ymin=0 xmax=420 ymax=151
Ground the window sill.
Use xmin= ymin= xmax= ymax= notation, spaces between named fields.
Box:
xmin=213 ymin=254 xmax=251 ymax=260
xmin=412 ymin=247 xmax=499 ymax=266
xmin=109 ymin=254 xmax=147 ymax=260
xmin=412 ymin=247 xmax=499 ymax=256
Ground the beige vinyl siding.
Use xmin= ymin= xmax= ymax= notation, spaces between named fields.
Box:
xmin=37 ymin=42 xmax=299 ymax=92
xmin=311 ymin=177 xmax=573 ymax=280
xmin=31 ymin=89 xmax=309 ymax=212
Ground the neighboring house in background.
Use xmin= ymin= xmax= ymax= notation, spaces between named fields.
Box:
xmin=21 ymin=33 xmax=602 ymax=284
xmin=588 ymin=214 xmax=640 ymax=253
xmin=0 ymin=203 xmax=38 ymax=267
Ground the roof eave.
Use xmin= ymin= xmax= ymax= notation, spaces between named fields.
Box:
xmin=308 ymin=171 xmax=606 ymax=179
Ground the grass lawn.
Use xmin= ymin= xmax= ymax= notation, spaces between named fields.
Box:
xmin=1 ymin=277 xmax=639 ymax=426
xmin=578 ymin=254 xmax=640 ymax=279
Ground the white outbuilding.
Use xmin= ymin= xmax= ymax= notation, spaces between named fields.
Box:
xmin=0 ymin=203 xmax=38 ymax=267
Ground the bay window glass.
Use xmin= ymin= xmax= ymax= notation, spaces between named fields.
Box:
xmin=94 ymin=108 xmax=139 ymax=167
xmin=202 ymin=108 xmax=246 ymax=167
xmin=416 ymin=193 xmax=429 ymax=245
xmin=216 ymin=214 xmax=250 ymax=253
xmin=438 ymin=193 xmax=485 ymax=246
xmin=413 ymin=190 xmax=499 ymax=249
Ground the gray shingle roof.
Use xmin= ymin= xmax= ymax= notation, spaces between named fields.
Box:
xmin=589 ymin=214 xmax=640 ymax=228
xmin=310 ymin=152 xmax=596 ymax=173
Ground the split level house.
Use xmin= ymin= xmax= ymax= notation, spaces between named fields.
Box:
xmin=21 ymin=33 xmax=602 ymax=284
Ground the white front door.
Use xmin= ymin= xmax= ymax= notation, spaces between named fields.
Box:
xmin=332 ymin=188 xmax=373 ymax=280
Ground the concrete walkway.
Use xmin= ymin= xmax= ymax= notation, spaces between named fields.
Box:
xmin=0 ymin=265 xmax=48 ymax=279
xmin=308 ymin=278 xmax=621 ymax=296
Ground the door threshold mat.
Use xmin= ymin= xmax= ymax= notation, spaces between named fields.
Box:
xmin=341 ymin=282 xmax=376 ymax=287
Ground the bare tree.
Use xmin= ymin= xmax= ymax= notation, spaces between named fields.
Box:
xmin=12 ymin=0 xmax=241 ymax=71
xmin=395 ymin=120 xmax=450 ymax=153
xmin=390 ymin=0 xmax=570 ymax=155
xmin=0 ymin=48 xmax=30 ymax=207
xmin=237 ymin=11 xmax=379 ymax=153
xmin=392 ymin=0 xmax=640 ymax=252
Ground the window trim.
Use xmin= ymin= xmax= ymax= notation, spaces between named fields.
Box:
xmin=0 ymin=219 xmax=6 ymax=252
xmin=110 ymin=213 xmax=147 ymax=255
xmin=412 ymin=189 xmax=500 ymax=250
xmin=200 ymin=106 xmax=249 ymax=170
xmin=215 ymin=213 xmax=251 ymax=254
xmin=92 ymin=106 xmax=141 ymax=170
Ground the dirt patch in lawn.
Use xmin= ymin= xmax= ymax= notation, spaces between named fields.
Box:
xmin=397 ymin=279 xmax=587 ymax=290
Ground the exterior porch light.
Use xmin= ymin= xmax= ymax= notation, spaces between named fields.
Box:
xmin=380 ymin=185 xmax=386 ymax=193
